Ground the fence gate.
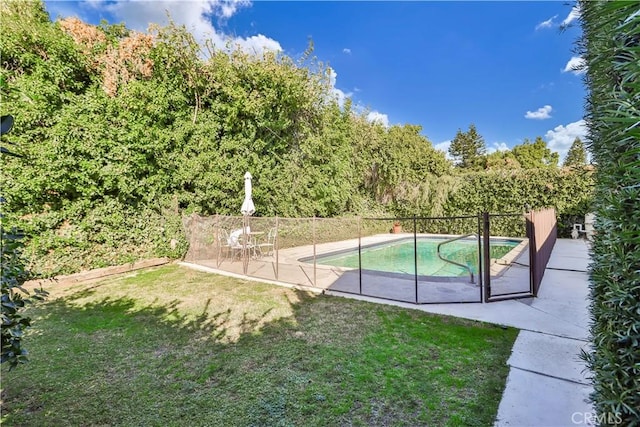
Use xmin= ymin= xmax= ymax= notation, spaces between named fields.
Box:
xmin=528 ymin=208 xmax=558 ymax=296
xmin=484 ymin=209 xmax=557 ymax=302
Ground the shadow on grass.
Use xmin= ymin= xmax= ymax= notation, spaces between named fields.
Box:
xmin=50 ymin=284 xmax=282 ymax=344
xmin=2 ymin=278 xmax=516 ymax=427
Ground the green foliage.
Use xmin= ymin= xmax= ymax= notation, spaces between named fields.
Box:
xmin=0 ymin=223 xmax=48 ymax=369
xmin=447 ymin=167 xmax=593 ymax=228
xmin=477 ymin=138 xmax=559 ymax=171
xmin=0 ymin=1 xmax=91 ymax=97
xmin=484 ymin=150 xmax=521 ymax=170
xmin=563 ymin=137 xmax=588 ymax=167
xmin=580 ymin=1 xmax=640 ymax=424
xmin=365 ymin=124 xmax=451 ymax=204
xmin=1 ymin=81 xmax=48 ymax=370
xmin=98 ymin=20 xmax=129 ymax=42
xmin=392 ymin=167 xmax=594 ymax=237
xmin=448 ymin=124 xmax=486 ymax=169
xmin=511 ymin=137 xmax=559 ymax=168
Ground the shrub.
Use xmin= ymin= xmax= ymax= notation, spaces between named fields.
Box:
xmin=580 ymin=1 xmax=640 ymax=423
xmin=1 ymin=111 xmax=48 ymax=369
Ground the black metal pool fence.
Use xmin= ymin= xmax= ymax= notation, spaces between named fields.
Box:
xmin=181 ymin=210 xmax=557 ymax=304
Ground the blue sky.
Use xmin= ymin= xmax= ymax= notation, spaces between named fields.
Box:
xmin=44 ymin=1 xmax=587 ymax=160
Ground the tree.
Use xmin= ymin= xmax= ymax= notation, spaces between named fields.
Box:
xmin=562 ymin=137 xmax=587 ymax=167
xmin=448 ymin=124 xmax=486 ymax=169
xmin=484 ymin=150 xmax=521 ymax=170
xmin=511 ymin=137 xmax=559 ymax=168
xmin=362 ymin=123 xmax=450 ymax=204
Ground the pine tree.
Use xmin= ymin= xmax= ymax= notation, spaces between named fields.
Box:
xmin=562 ymin=137 xmax=587 ymax=167
xmin=448 ymin=124 xmax=486 ymax=169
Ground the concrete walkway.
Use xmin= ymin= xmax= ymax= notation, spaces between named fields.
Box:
xmin=325 ymin=238 xmax=595 ymax=426
xmin=493 ymin=239 xmax=594 ymax=427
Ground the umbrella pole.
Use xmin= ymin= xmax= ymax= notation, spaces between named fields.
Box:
xmin=242 ymin=215 xmax=248 ymax=275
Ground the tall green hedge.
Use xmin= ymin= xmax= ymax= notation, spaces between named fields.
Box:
xmin=392 ymin=167 xmax=594 ymax=237
xmin=580 ymin=1 xmax=640 ymax=424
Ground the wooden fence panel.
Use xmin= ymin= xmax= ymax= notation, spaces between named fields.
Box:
xmin=528 ymin=208 xmax=557 ymax=296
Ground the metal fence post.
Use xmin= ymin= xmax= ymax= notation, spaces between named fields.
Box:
xmin=529 ymin=210 xmax=537 ymax=296
xmin=483 ymin=212 xmax=491 ymax=302
xmin=414 ymin=215 xmax=418 ymax=303
xmin=526 ymin=211 xmax=534 ymax=296
xmin=275 ymin=215 xmax=279 ymax=280
xmin=477 ymin=213 xmax=484 ymax=303
xmin=358 ymin=216 xmax=362 ymax=295
xmin=313 ymin=216 xmax=316 ymax=287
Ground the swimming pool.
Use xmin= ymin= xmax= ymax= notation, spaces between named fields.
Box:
xmin=307 ymin=237 xmax=520 ymax=277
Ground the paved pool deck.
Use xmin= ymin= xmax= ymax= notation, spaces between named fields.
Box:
xmin=187 ymin=232 xmax=532 ymax=303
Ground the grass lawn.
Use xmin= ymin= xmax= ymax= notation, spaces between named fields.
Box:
xmin=1 ymin=264 xmax=518 ymax=426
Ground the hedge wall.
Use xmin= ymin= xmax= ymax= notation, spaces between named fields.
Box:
xmin=580 ymin=1 xmax=640 ymax=424
xmin=392 ymin=167 xmax=595 ymax=237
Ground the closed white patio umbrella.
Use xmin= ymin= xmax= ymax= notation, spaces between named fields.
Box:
xmin=240 ymin=171 xmax=255 ymax=274
xmin=241 ymin=171 xmax=255 ymax=216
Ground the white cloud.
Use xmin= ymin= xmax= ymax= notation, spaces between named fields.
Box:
xmin=343 ymin=48 xmax=351 ymax=54
xmin=535 ymin=82 xmax=555 ymax=92
xmin=366 ymin=111 xmax=389 ymax=128
xmin=332 ymin=88 xmax=352 ymax=107
xmin=84 ymin=0 xmax=280 ymax=55
xmin=97 ymin=1 xmax=215 ymax=35
xmin=487 ymin=142 xmax=509 ymax=154
xmin=214 ymin=0 xmax=251 ymax=19
xmin=525 ymin=105 xmax=553 ymax=120
xmin=535 ymin=15 xmax=557 ymax=30
xmin=563 ymin=56 xmax=586 ymax=75
xmin=545 ymin=119 xmax=588 ymax=162
xmin=434 ymin=140 xmax=455 ymax=161
xmin=434 ymin=140 xmax=450 ymax=151
xmin=231 ymin=34 xmax=282 ymax=56
xmin=327 ymin=68 xmax=353 ymax=108
xmin=561 ymin=5 xmax=580 ymax=27
xmin=327 ymin=69 xmax=338 ymax=87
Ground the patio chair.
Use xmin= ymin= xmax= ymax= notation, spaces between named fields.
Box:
xmin=257 ymin=227 xmax=277 ymax=257
xmin=217 ymin=228 xmax=237 ymax=259
xmin=238 ymin=233 xmax=259 ymax=259
xmin=571 ymin=213 xmax=596 ymax=241
xmin=226 ymin=227 xmax=258 ymax=259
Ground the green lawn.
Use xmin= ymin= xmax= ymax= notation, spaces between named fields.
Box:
xmin=1 ymin=265 xmax=518 ymax=426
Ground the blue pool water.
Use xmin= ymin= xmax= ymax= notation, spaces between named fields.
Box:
xmin=311 ymin=237 xmax=520 ymax=277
